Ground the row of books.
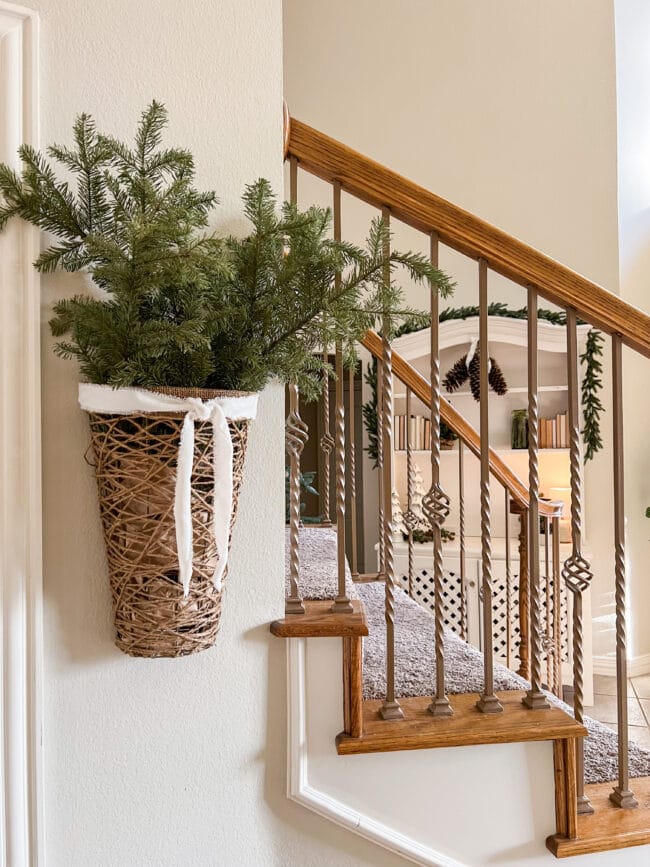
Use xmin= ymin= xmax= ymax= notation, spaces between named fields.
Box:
xmin=513 ymin=409 xmax=569 ymax=450
xmin=539 ymin=412 xmax=569 ymax=449
xmin=394 ymin=414 xmax=431 ymax=451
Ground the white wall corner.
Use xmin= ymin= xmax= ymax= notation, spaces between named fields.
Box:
xmin=0 ymin=4 xmax=42 ymax=867
xmin=285 ymin=638 xmax=467 ymax=867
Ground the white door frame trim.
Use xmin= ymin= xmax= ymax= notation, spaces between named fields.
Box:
xmin=0 ymin=4 xmax=42 ymax=867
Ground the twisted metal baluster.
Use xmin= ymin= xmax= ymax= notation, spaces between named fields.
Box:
xmin=523 ymin=287 xmax=550 ymax=710
xmin=285 ymin=382 xmax=307 ymax=614
xmin=424 ymin=232 xmax=452 ymax=716
xmin=517 ymin=506 xmax=531 ymax=679
xmin=505 ymin=489 xmax=512 ymax=669
xmin=319 ymin=345 xmax=334 ymax=526
xmin=332 ymin=341 xmax=353 ymax=613
xmin=379 ymin=208 xmax=404 ymax=721
xmin=609 ymin=335 xmax=637 ymax=809
xmin=562 ymin=307 xmax=593 ymax=814
xmin=331 ymin=182 xmax=353 ymax=614
xmin=402 ymin=388 xmax=418 ymax=597
xmin=552 ymin=516 xmax=562 ymax=697
xmin=458 ymin=440 xmax=467 ymax=641
xmin=544 ymin=517 xmax=553 ymax=692
xmin=377 ymin=358 xmax=385 ymax=576
xmin=476 ymin=259 xmax=503 ymax=714
xmin=348 ymin=364 xmax=359 ymax=578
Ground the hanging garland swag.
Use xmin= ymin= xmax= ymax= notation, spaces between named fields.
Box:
xmin=363 ymin=302 xmax=604 ymax=464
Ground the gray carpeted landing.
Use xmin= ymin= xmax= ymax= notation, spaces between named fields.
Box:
xmin=286 ymin=528 xmax=650 ymax=785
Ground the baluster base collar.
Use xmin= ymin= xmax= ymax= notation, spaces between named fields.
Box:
xmin=285 ymin=599 xmax=306 ymax=615
xmin=331 ymin=596 xmax=354 ymax=614
xmin=522 ymin=690 xmax=550 ymax=710
xmin=577 ymin=794 xmax=595 ymax=815
xmin=476 ymin=694 xmax=504 ymax=714
xmin=609 ymin=787 xmax=639 ymax=810
xmin=379 ymin=700 xmax=405 ymax=721
xmin=427 ymin=697 xmax=453 ymax=717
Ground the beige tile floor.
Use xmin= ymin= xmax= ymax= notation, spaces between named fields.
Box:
xmin=590 ymin=674 xmax=650 ymax=750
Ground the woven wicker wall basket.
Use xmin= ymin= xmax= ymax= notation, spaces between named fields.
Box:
xmin=85 ymin=387 xmax=252 ymax=658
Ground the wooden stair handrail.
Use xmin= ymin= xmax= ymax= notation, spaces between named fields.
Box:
xmin=362 ymin=330 xmax=561 ymax=517
xmin=287 ymin=117 xmax=650 ymax=359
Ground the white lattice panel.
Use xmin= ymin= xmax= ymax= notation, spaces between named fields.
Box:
xmin=397 ymin=566 xmax=468 ymax=639
xmin=487 ymin=560 xmax=521 ymax=669
xmin=394 ymin=546 xmax=569 ymax=682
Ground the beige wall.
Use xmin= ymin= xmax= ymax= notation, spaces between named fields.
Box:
xmin=284 ymin=0 xmax=622 ymax=659
xmin=26 ymin=0 xmax=406 ymax=863
xmin=615 ymin=0 xmax=650 ymax=659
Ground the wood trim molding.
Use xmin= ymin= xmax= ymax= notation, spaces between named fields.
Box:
xmin=287 ymin=117 xmax=650 ymax=359
xmin=286 ymin=638 xmax=468 ymax=867
xmin=0 ymin=5 xmax=42 ymax=867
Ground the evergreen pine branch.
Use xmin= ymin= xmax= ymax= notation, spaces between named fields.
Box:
xmin=580 ymin=328 xmax=604 ymax=461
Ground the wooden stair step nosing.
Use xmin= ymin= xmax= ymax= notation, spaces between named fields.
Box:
xmin=546 ymin=775 xmax=650 ymax=858
xmin=336 ymin=692 xmax=587 ymax=755
xmin=270 ymin=598 xmax=369 ymax=638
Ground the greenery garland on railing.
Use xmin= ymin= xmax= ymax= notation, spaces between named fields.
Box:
xmin=362 ymin=302 xmax=604 ymax=464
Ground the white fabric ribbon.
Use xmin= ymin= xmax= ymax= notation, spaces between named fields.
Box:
xmin=465 ymin=337 xmax=479 ymax=369
xmin=79 ymin=384 xmax=258 ymax=597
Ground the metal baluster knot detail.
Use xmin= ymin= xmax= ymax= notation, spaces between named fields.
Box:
xmin=286 ymin=412 xmax=308 ymax=458
xmin=402 ymin=508 xmax=419 ymax=534
xmin=422 ymin=485 xmax=451 ymax=529
xmin=562 ymin=553 xmax=593 ymax=595
xmin=319 ymin=430 xmax=334 ymax=455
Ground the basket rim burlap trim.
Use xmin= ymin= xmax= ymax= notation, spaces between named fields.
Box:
xmin=144 ymin=385 xmax=257 ymax=400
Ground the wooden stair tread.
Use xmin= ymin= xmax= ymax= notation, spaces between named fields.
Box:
xmin=336 ymin=691 xmax=586 ymax=755
xmin=270 ymin=599 xmax=368 ymax=638
xmin=547 ymin=775 xmax=650 ymax=858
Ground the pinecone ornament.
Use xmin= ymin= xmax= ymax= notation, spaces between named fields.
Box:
xmin=488 ymin=357 xmax=508 ymax=395
xmin=468 ymin=351 xmax=481 ymax=401
xmin=443 ymin=341 xmax=508 ymax=402
xmin=443 ymin=355 xmax=469 ymax=392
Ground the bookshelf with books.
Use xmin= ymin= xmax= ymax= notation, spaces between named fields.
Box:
xmin=388 ymin=315 xmax=592 ymax=545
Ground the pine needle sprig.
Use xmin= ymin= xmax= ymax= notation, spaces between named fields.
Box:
xmin=208 ymin=180 xmax=454 ymax=400
xmin=580 ymin=328 xmax=604 ymax=461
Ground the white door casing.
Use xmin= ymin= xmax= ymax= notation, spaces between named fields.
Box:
xmin=0 ymin=4 xmax=42 ymax=866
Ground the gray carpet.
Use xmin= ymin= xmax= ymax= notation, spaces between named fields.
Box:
xmin=284 ymin=526 xmax=358 ymax=602
xmin=358 ymin=580 xmax=650 ymax=786
xmin=286 ymin=527 xmax=650 ymax=785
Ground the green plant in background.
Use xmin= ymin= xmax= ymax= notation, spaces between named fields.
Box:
xmin=441 ymin=421 xmax=458 ymax=443
xmin=0 ymin=101 xmax=454 ymax=395
xmin=362 ymin=303 xmax=605 ymax=463
xmin=285 ymin=469 xmax=321 ymax=524
xmin=405 ymin=527 xmax=456 ymax=544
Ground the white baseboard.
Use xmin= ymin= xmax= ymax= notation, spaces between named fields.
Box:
xmin=592 ymin=653 xmax=650 ymax=678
